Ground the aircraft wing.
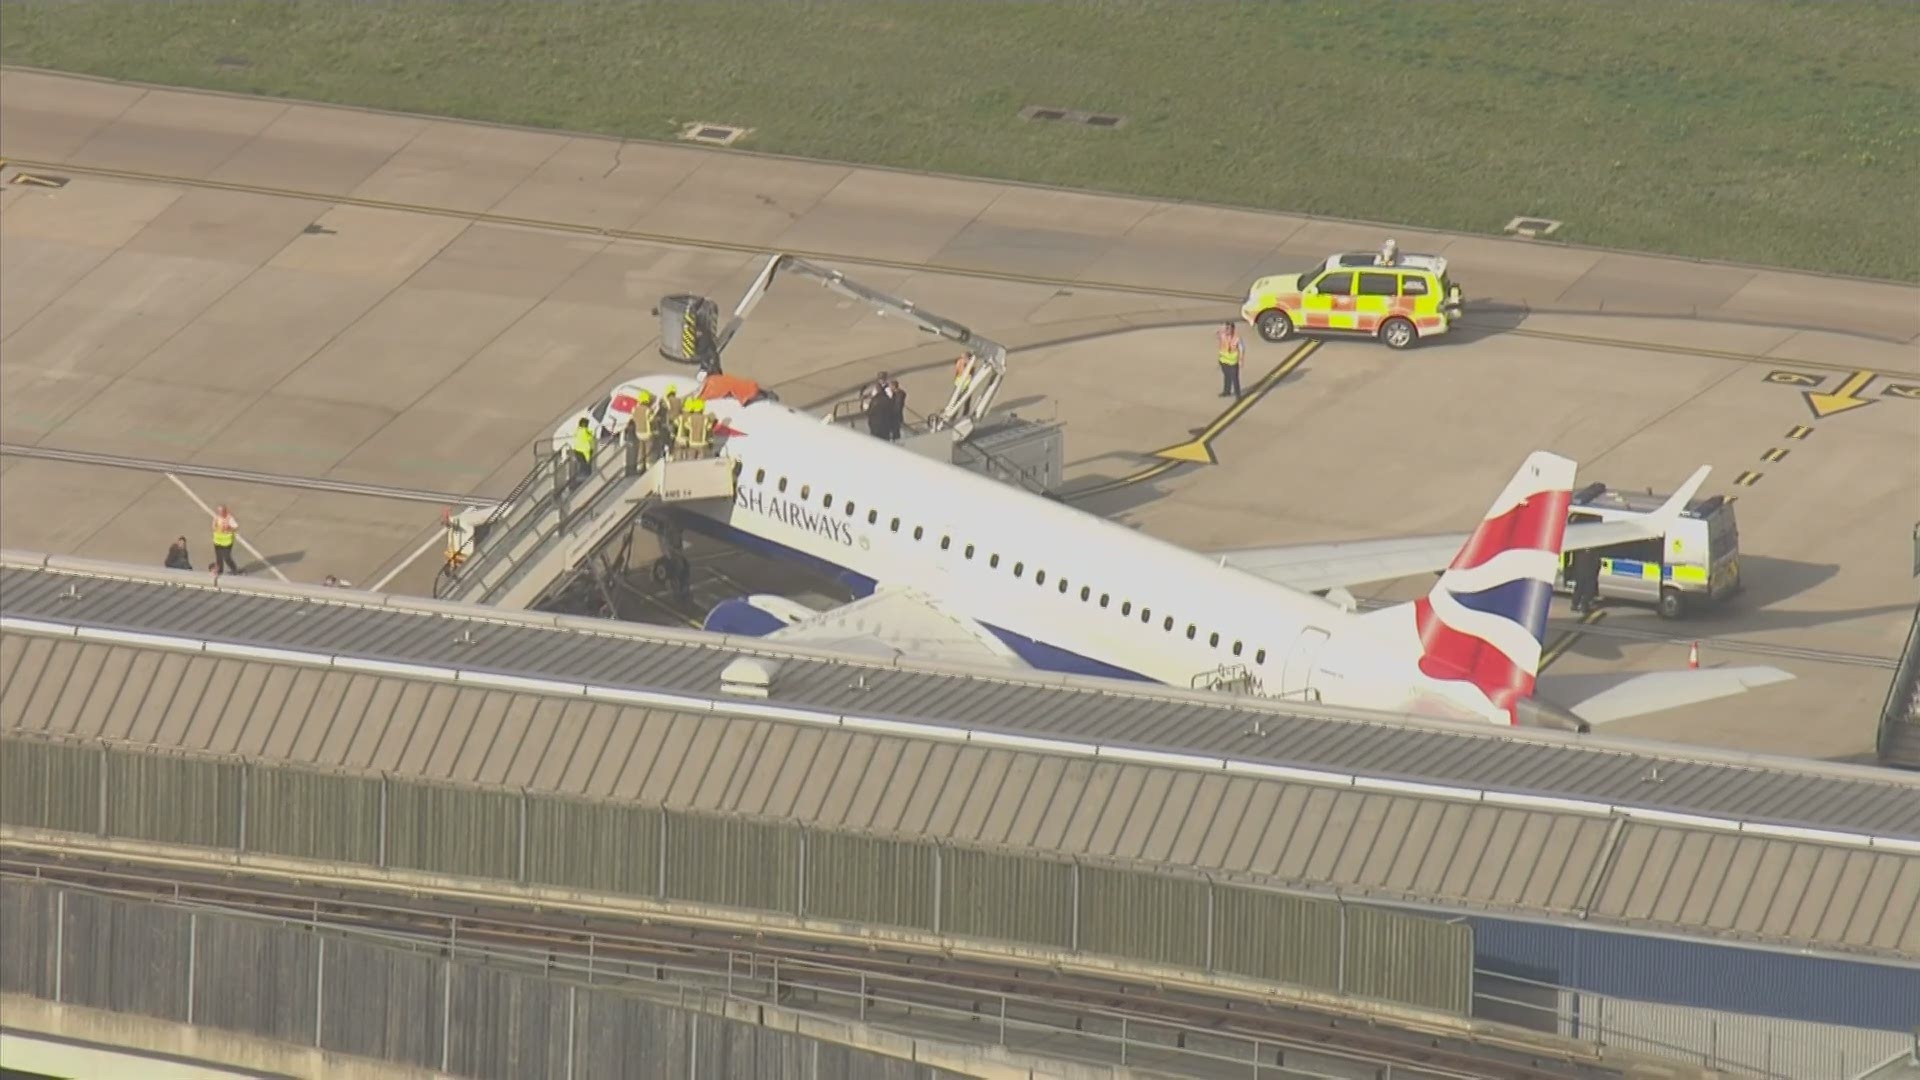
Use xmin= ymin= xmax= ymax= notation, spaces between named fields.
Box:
xmin=1546 ymin=667 xmax=1795 ymax=725
xmin=761 ymin=585 xmax=1033 ymax=671
xmin=1212 ymin=466 xmax=1712 ymax=595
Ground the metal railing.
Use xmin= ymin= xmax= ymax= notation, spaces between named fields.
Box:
xmin=436 ymin=436 xmax=654 ymax=605
xmin=831 ymin=398 xmax=1058 ymax=497
xmin=1876 ymin=602 xmax=1920 ymax=768
xmin=0 ymin=875 xmax=1511 ymax=1080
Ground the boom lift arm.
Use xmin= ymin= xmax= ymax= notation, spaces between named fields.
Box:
xmin=712 ymin=254 xmax=1009 ymax=441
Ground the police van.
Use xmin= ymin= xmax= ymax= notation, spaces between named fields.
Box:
xmin=1559 ymin=482 xmax=1743 ymax=619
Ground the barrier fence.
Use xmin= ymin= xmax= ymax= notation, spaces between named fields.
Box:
xmin=0 ymin=878 xmax=990 ymax=1080
xmin=0 ymin=732 xmax=1474 ymax=1015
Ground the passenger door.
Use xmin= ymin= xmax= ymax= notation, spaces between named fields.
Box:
xmin=1303 ymin=271 xmax=1355 ymax=330
xmin=1355 ymin=271 xmax=1399 ymax=333
xmin=1280 ymin=626 xmax=1331 ymax=701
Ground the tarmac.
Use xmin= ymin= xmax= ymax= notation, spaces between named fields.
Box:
xmin=2 ymin=68 xmax=1916 ymax=762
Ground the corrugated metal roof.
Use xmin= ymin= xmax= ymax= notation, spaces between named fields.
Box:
xmin=4 ymin=630 xmax=1916 ymax=963
xmin=3 ymin=558 xmax=1918 ymax=844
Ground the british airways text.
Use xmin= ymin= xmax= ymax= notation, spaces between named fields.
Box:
xmin=734 ymin=486 xmax=855 ymax=546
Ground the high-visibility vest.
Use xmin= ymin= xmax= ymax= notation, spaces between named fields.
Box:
xmin=212 ymin=516 xmax=236 ymax=546
xmin=688 ymin=412 xmax=712 ymax=450
xmin=1217 ymin=335 xmax=1241 ymax=366
xmin=572 ymin=426 xmax=594 ymax=459
xmin=673 ymin=413 xmax=692 ymax=444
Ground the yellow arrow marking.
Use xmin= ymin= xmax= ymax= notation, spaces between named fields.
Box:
xmin=1803 ymin=370 xmax=1876 ymax=419
xmin=1151 ymin=340 xmax=1320 ymax=464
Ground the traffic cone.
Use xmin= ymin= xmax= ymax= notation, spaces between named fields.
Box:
xmin=1687 ymin=641 xmax=1700 ymax=670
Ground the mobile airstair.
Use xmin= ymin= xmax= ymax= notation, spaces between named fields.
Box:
xmin=437 ymin=439 xmax=735 ymax=611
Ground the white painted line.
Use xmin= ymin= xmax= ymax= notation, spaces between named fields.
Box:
xmin=368 ymin=529 xmax=447 ymax=594
xmin=1867 ymin=836 xmax=1920 ymax=854
xmin=165 ymin=472 xmax=292 ymax=584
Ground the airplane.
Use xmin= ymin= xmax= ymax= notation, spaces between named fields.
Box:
xmin=559 ymin=374 xmax=1790 ymax=733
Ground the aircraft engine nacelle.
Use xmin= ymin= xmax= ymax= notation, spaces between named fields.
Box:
xmin=703 ymin=595 xmax=818 ymax=637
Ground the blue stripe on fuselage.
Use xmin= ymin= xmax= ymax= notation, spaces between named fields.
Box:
xmin=668 ymin=507 xmax=1152 ymax=682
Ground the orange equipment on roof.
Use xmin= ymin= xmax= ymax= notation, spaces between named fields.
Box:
xmin=697 ymin=374 xmax=763 ymax=404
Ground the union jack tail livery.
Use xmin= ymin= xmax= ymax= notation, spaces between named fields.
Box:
xmin=1413 ymin=452 xmax=1576 ymax=722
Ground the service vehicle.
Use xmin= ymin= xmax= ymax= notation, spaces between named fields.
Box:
xmin=1558 ymin=482 xmax=1744 ymax=619
xmin=1241 ymin=241 xmax=1464 ymax=350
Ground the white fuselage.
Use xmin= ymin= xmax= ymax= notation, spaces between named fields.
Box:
xmin=599 ymin=388 xmax=1507 ymax=724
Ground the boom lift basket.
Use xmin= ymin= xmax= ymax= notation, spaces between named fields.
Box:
xmin=655 ymin=294 xmax=720 ymax=368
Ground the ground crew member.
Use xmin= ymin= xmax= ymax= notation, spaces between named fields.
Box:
xmin=165 ymin=536 xmax=193 ymax=571
xmin=1377 ymin=237 xmax=1399 ymax=266
xmin=1216 ymin=322 xmax=1244 ymax=399
xmin=570 ymin=417 xmax=595 ymax=485
xmin=211 ymin=506 xmax=241 ymax=575
xmin=1571 ymin=546 xmax=1603 ymax=614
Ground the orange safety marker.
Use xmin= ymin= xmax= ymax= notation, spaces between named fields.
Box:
xmin=1687 ymin=641 xmax=1700 ymax=669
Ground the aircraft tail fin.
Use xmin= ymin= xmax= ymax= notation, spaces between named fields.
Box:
xmin=1410 ymin=452 xmax=1577 ymax=719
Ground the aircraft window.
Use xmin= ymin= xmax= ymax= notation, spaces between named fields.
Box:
xmin=846 ymin=502 xmax=857 ymax=517
xmin=1186 ymin=625 xmax=1197 ymax=640
xmin=1013 ymin=562 xmax=1024 ymax=577
xmin=1232 ymin=641 xmax=1243 ymax=656
xmin=990 ymin=554 xmax=1001 ymax=568
xmin=890 ymin=518 xmax=901 ymax=532
xmin=1080 ymin=586 xmax=1090 ymax=601
xmin=1141 ymin=608 xmax=1151 ymax=623
xmin=1256 ymin=648 xmax=1267 ymax=664
xmin=800 ymin=485 xmax=811 ymax=500
xmin=1099 ymin=594 xmax=1109 ymax=608
xmin=913 ymin=526 xmax=924 ymax=540
xmin=1163 ymin=616 xmax=1174 ymax=631
xmin=778 ymin=478 xmax=789 ymax=492
xmin=755 ymin=468 xmax=766 ymax=484
xmin=1208 ymin=632 xmax=1220 ymax=647
xmin=1058 ymin=579 xmax=1069 ymax=594
xmin=1121 ymin=601 xmax=1132 ymax=616
xmin=823 ymin=494 xmax=834 ymax=509
xmin=941 ymin=536 xmax=952 ymax=550
xmin=965 ymin=544 xmax=975 ymax=558
xmin=1035 ymin=570 xmax=1046 ymax=584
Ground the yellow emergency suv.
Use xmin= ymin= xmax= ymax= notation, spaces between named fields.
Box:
xmin=1241 ymin=242 xmax=1464 ymax=350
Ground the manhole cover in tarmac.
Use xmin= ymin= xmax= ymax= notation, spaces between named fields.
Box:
xmin=1020 ymin=105 xmax=1126 ymax=129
